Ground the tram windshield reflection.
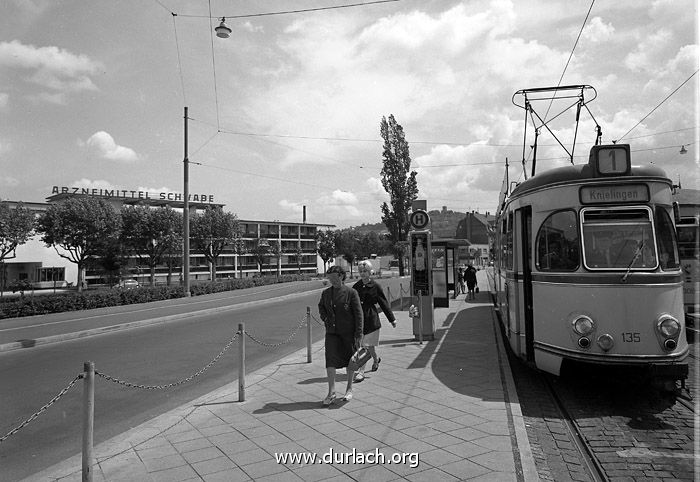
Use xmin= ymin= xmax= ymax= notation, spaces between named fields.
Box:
xmin=582 ymin=208 xmax=657 ymax=269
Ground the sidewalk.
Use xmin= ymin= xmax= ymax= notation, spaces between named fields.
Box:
xmin=29 ymin=277 xmax=538 ymax=481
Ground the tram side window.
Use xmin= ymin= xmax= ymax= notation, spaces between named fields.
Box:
xmin=536 ymin=210 xmax=579 ymax=271
xmin=655 ymin=207 xmax=680 ymax=270
xmin=676 ymin=224 xmax=699 ymax=260
xmin=505 ymin=211 xmax=514 ymax=269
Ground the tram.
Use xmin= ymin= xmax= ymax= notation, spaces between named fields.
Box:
xmin=494 ymin=86 xmax=688 ymax=387
xmin=672 ymin=189 xmax=700 ymax=324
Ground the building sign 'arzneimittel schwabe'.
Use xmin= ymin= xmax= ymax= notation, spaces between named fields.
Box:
xmin=51 ymin=186 xmax=215 ymax=203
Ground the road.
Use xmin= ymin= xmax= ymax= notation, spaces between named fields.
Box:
xmin=0 ymin=277 xmax=409 ymax=481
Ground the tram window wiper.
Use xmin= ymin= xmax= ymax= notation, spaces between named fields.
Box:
xmin=621 ymin=241 xmax=644 ymax=283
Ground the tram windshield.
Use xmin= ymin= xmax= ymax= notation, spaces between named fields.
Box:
xmin=582 ymin=208 xmax=657 ymax=270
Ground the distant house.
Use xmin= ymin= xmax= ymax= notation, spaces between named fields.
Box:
xmin=455 ymin=211 xmax=496 ymax=266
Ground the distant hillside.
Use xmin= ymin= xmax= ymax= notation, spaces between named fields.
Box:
xmin=349 ymin=207 xmax=469 ymax=239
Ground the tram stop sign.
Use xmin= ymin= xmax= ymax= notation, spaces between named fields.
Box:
xmin=410 ymin=209 xmax=430 ymax=230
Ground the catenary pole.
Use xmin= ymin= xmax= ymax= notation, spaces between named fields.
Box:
xmin=183 ymin=107 xmax=191 ymax=296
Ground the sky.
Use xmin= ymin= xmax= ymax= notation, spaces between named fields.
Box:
xmin=0 ymin=0 xmax=698 ymax=229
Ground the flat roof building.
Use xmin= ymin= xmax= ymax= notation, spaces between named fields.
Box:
xmin=3 ymin=190 xmax=333 ymax=291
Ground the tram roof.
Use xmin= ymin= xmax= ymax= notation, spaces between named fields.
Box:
xmin=509 ymin=163 xmax=668 ymax=199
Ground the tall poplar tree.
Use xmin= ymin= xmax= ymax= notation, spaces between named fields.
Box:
xmin=379 ymin=114 xmax=418 ymax=276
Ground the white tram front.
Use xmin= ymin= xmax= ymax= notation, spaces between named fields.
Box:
xmin=494 ymin=143 xmax=688 ymax=386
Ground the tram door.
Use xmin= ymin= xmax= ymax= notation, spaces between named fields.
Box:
xmin=516 ymin=207 xmax=534 ymax=362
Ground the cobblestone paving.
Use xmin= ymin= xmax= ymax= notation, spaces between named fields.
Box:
xmin=508 ymin=335 xmax=699 ymax=482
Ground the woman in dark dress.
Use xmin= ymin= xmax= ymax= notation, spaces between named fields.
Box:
xmin=352 ymin=260 xmax=396 ymax=382
xmin=318 ymin=265 xmax=363 ymax=405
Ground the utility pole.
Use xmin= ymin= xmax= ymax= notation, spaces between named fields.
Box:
xmin=183 ymin=107 xmax=191 ymax=296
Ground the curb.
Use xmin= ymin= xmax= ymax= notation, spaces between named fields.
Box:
xmin=0 ymin=287 xmax=326 ymax=354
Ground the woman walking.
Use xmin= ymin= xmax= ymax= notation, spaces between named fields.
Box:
xmin=318 ymin=265 xmax=363 ymax=405
xmin=352 ymin=260 xmax=396 ymax=382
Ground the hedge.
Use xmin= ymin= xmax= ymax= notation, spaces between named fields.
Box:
xmin=0 ymin=274 xmax=312 ymax=320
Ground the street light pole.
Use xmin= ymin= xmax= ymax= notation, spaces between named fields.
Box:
xmin=183 ymin=106 xmax=191 ymax=296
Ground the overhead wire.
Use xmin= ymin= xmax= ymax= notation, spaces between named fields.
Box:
xmin=615 ymin=69 xmax=699 ymax=143
xmin=171 ymin=13 xmax=187 ymax=106
xmin=175 ymin=0 xmax=402 ymax=19
xmin=542 ymin=0 xmax=595 ymax=122
xmin=207 ymin=0 xmax=222 ymax=130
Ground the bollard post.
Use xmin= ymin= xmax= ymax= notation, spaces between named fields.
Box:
xmin=306 ymin=307 xmax=312 ymax=363
xmin=400 ymin=283 xmax=404 ymax=311
xmin=82 ymin=361 xmax=94 ymax=482
xmin=238 ymin=322 xmax=245 ymax=402
xmin=418 ymin=291 xmax=424 ymax=345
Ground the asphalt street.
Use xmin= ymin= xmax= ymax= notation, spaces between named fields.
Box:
xmin=0 ymin=277 xmax=408 ymax=481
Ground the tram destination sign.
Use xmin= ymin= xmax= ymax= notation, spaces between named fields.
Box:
xmin=580 ymin=184 xmax=649 ymax=204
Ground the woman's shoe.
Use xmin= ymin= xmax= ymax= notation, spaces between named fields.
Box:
xmin=353 ymin=373 xmax=365 ymax=383
xmin=322 ymin=393 xmax=336 ymax=406
xmin=371 ymin=358 xmax=381 ymax=372
xmin=343 ymin=391 xmax=353 ymax=401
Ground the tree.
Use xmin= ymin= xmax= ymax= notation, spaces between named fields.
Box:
xmin=121 ymin=206 xmax=182 ymax=285
xmin=316 ymin=230 xmax=337 ymax=274
xmin=190 ymin=206 xmax=240 ymax=280
xmin=269 ymin=240 xmax=282 ymax=277
xmin=250 ymin=237 xmax=271 ymax=274
xmin=0 ymin=201 xmax=35 ymax=293
xmin=336 ymin=229 xmax=360 ymax=277
xmin=37 ymin=197 xmax=122 ymax=292
xmin=293 ymin=240 xmax=304 ymax=274
xmin=231 ymin=230 xmax=246 ymax=278
xmin=379 ymin=114 xmax=418 ymax=276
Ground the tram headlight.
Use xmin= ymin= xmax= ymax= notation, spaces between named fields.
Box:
xmin=597 ymin=334 xmax=614 ymax=351
xmin=572 ymin=316 xmax=595 ymax=336
xmin=656 ymin=315 xmax=680 ymax=338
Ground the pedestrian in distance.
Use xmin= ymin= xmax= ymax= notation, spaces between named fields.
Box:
xmin=457 ymin=264 xmax=466 ymax=295
xmin=465 ymin=261 xmax=478 ymax=300
xmin=352 ymin=260 xmax=396 ymax=382
xmin=318 ymin=265 xmax=364 ymax=405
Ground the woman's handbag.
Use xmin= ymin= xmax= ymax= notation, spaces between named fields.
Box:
xmin=348 ymin=346 xmax=372 ymax=371
xmin=475 ymin=286 xmax=480 ymax=293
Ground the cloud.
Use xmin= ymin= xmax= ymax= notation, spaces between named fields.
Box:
xmin=79 ymin=131 xmax=139 ymax=163
xmin=68 ymin=178 xmax=120 ymax=191
xmin=0 ymin=40 xmax=102 ymax=103
xmin=315 ymin=190 xmax=362 ymax=217
xmin=0 ymin=176 xmax=19 ymax=187
xmin=279 ymin=199 xmax=304 ymax=215
xmin=581 ymin=17 xmax=615 ymax=42
xmin=0 ymin=93 xmax=8 ymax=109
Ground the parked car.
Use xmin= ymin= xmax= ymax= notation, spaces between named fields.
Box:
xmin=117 ymin=278 xmax=140 ymax=289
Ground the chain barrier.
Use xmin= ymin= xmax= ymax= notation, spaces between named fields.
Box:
xmin=245 ymin=316 xmax=306 ymax=348
xmin=95 ymin=331 xmax=240 ymax=390
xmin=310 ymin=312 xmax=325 ymax=326
xmin=2 ymin=308 xmax=320 ymax=448
xmin=0 ymin=373 xmax=82 ymax=443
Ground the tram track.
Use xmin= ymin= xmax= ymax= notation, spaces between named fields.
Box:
xmin=541 ymin=374 xmax=609 ymax=482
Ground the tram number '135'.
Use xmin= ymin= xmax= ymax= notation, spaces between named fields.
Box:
xmin=621 ymin=332 xmax=641 ymax=342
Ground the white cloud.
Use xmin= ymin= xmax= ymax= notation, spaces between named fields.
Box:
xmin=581 ymin=17 xmax=615 ymax=42
xmin=0 ymin=92 xmax=8 ymax=109
xmin=69 ymin=178 xmax=120 ymax=191
xmin=0 ymin=40 xmax=102 ymax=103
xmin=624 ymin=29 xmax=673 ymax=71
xmin=315 ymin=190 xmax=362 ymax=218
xmin=79 ymin=131 xmax=139 ymax=163
xmin=0 ymin=176 xmax=19 ymax=187
xmin=279 ymin=199 xmax=304 ymax=215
